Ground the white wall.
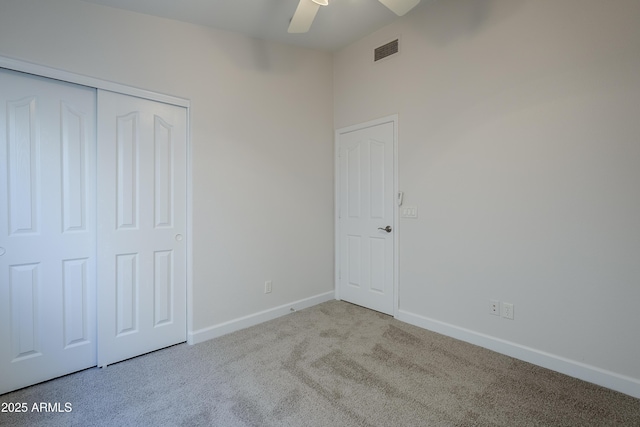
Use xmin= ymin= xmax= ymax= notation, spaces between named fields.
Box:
xmin=335 ymin=0 xmax=640 ymax=396
xmin=0 ymin=0 xmax=334 ymax=332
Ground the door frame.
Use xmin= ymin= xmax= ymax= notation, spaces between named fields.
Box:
xmin=0 ymin=55 xmax=194 ymax=344
xmin=334 ymin=114 xmax=399 ymax=317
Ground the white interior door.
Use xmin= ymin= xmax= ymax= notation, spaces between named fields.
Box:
xmin=97 ymin=90 xmax=187 ymax=367
xmin=337 ymin=119 xmax=396 ymax=315
xmin=0 ymin=69 xmax=97 ymax=394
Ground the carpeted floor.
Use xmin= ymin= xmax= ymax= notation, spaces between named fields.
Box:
xmin=1 ymin=300 xmax=639 ymax=426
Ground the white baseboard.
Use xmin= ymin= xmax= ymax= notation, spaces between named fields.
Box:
xmin=397 ymin=309 xmax=640 ymax=399
xmin=188 ymin=291 xmax=335 ymax=345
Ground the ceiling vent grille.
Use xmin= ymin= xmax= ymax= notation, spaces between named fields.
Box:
xmin=374 ymin=39 xmax=399 ymax=62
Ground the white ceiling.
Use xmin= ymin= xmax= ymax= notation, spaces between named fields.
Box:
xmin=81 ymin=0 xmax=427 ymax=52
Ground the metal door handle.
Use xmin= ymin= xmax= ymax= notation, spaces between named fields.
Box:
xmin=378 ymin=226 xmax=392 ymax=233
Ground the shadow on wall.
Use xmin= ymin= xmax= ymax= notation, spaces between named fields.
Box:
xmin=208 ymin=31 xmax=314 ymax=73
xmin=412 ymin=0 xmax=526 ymax=45
xmin=205 ymin=2 xmax=311 ymax=74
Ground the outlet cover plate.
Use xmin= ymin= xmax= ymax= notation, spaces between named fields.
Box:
xmin=490 ymin=299 xmax=500 ymax=316
xmin=502 ymin=302 xmax=514 ymax=320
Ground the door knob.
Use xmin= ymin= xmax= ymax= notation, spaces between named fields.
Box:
xmin=378 ymin=226 xmax=392 ymax=233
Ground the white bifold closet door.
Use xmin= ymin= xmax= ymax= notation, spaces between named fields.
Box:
xmin=0 ymin=69 xmax=187 ymax=394
xmin=96 ymin=90 xmax=187 ymax=367
xmin=0 ymin=69 xmax=98 ymax=394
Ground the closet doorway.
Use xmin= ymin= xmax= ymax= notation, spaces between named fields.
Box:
xmin=0 ymin=67 xmax=189 ymax=394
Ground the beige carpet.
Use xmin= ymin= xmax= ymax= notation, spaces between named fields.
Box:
xmin=1 ymin=300 xmax=638 ymax=426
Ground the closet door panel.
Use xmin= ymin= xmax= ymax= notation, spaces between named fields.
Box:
xmin=0 ymin=69 xmax=97 ymax=394
xmin=97 ymin=90 xmax=187 ymax=367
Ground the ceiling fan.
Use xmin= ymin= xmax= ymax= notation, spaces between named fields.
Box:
xmin=288 ymin=0 xmax=421 ymax=33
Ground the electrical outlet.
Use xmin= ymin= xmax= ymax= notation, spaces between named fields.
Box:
xmin=502 ymin=302 xmax=514 ymax=320
xmin=490 ymin=299 xmax=500 ymax=316
xmin=264 ymin=280 xmax=272 ymax=294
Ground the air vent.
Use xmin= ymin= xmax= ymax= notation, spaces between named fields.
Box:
xmin=374 ymin=39 xmax=399 ymax=62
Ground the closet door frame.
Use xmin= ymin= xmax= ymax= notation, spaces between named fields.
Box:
xmin=0 ymin=55 xmax=194 ymax=343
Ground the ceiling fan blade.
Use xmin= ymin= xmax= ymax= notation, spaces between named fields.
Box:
xmin=378 ymin=0 xmax=421 ymax=16
xmin=288 ymin=0 xmax=321 ymax=33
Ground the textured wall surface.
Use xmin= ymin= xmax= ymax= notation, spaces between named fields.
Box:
xmin=335 ymin=0 xmax=640 ymax=386
xmin=0 ymin=0 xmax=335 ymax=330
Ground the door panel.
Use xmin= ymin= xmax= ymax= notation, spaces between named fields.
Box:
xmin=97 ymin=90 xmax=187 ymax=367
xmin=0 ymin=69 xmax=97 ymax=394
xmin=338 ymin=120 xmax=395 ymax=315
xmin=62 ymin=258 xmax=91 ymax=348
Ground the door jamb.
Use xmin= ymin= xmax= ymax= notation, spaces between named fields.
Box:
xmin=334 ymin=114 xmax=399 ymax=317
